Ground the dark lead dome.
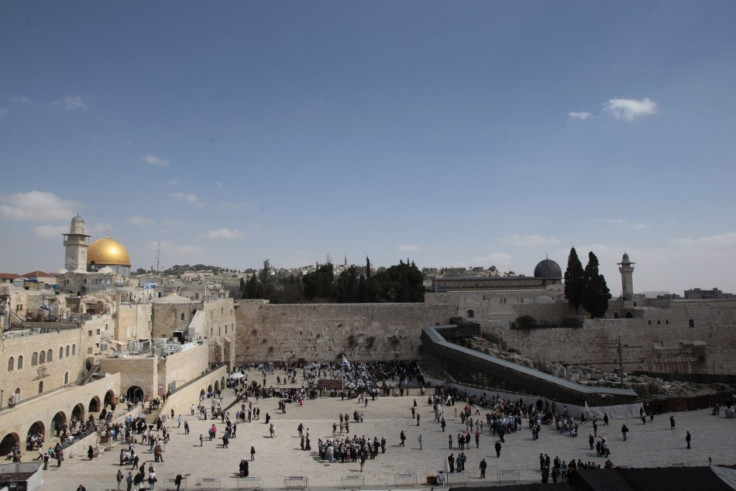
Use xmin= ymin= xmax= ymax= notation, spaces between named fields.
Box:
xmin=534 ymin=258 xmax=562 ymax=279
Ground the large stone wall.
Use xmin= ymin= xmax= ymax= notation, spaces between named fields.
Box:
xmin=115 ymin=301 xmax=153 ymax=342
xmin=479 ymin=299 xmax=736 ymax=375
xmin=99 ymin=356 xmax=158 ymax=399
xmin=159 ymin=343 xmax=209 ymax=393
xmin=235 ymin=301 xmax=457 ymax=363
xmin=0 ymin=327 xmax=86 ymax=405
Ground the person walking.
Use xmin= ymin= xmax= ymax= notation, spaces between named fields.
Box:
xmin=125 ymin=471 xmax=133 ymax=491
xmin=495 ymin=440 xmax=502 ymax=458
xmin=479 ymin=458 xmax=487 ymax=478
xmin=418 ymin=434 xmax=423 ymax=450
xmin=621 ymin=424 xmax=629 ymax=441
xmin=250 ymin=445 xmax=256 ymax=461
xmin=686 ymin=431 xmax=691 ymax=449
xmin=670 ymin=415 xmax=676 ymax=430
xmin=116 ymin=469 xmax=124 ymax=490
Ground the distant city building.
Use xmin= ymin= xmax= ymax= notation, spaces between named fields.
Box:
xmin=683 ymin=288 xmax=733 ymax=300
xmin=431 ymin=258 xmax=562 ymax=293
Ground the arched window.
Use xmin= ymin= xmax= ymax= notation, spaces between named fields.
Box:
xmin=17 ymin=355 xmax=23 ymax=369
xmin=59 ymin=347 xmax=64 ymax=359
xmin=72 ymin=344 xmax=76 ymax=355
xmin=47 ymin=349 xmax=53 ymax=362
xmin=65 ymin=346 xmax=70 ymax=357
xmin=7 ymin=357 xmax=14 ymax=371
xmin=38 ymin=381 xmax=43 ymax=393
xmin=64 ymin=372 xmax=69 ymax=384
xmin=31 ymin=352 xmax=38 ymax=366
xmin=39 ymin=351 xmax=45 ymax=364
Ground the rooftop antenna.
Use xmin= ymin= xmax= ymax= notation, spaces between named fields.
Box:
xmin=156 ymin=241 xmax=161 ymax=274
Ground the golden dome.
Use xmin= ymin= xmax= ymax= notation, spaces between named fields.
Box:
xmin=87 ymin=235 xmax=131 ymax=267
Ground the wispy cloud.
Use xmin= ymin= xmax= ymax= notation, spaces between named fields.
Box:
xmin=202 ymin=228 xmax=241 ymax=239
xmin=676 ymin=232 xmax=736 ymax=249
xmin=127 ymin=216 xmax=155 ymax=228
xmin=142 ymin=154 xmax=170 ymax=167
xmin=173 ymin=192 xmax=203 ymax=206
xmin=567 ymin=111 xmax=592 ymax=121
xmin=214 ymin=181 xmax=224 ymax=189
xmin=596 ymin=218 xmax=648 ymax=230
xmin=167 ymin=178 xmax=180 ymax=186
xmin=471 ymin=252 xmax=514 ymax=271
xmin=0 ymin=191 xmax=81 ymax=221
xmin=500 ymin=234 xmax=559 ymax=246
xmin=10 ymin=96 xmax=33 ymax=104
xmin=604 ymin=97 xmax=657 ymax=121
xmin=0 ymin=107 xmax=7 ymax=117
xmin=52 ymin=95 xmax=88 ymax=111
xmin=33 ymin=224 xmax=69 ymax=239
xmin=398 ymin=244 xmax=420 ymax=252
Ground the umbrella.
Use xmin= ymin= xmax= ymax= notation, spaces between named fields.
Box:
xmin=229 ymin=372 xmax=245 ymax=380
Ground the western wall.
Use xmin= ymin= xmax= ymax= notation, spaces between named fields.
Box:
xmin=234 ymin=293 xmax=736 ymax=376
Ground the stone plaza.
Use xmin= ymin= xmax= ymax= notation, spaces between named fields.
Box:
xmin=39 ymin=370 xmax=735 ymax=490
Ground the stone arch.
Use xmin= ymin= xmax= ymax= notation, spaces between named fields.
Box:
xmin=39 ymin=350 xmax=45 ymax=364
xmin=104 ymin=390 xmax=116 ymax=408
xmin=17 ymin=355 xmax=23 ymax=369
xmin=31 ymin=352 xmax=38 ymax=366
xmin=64 ymin=372 xmax=69 ymax=384
xmin=26 ymin=421 xmax=45 ymax=449
xmin=200 ymin=389 xmax=205 ymax=398
xmin=89 ymin=396 xmax=101 ymax=413
xmin=65 ymin=345 xmax=70 ymax=357
xmin=71 ymin=403 xmax=85 ymax=423
xmin=126 ymin=386 xmax=144 ymax=403
xmin=47 ymin=349 xmax=53 ymax=362
xmin=38 ymin=381 xmax=43 ymax=393
xmin=207 ymin=384 xmax=213 ymax=394
xmin=0 ymin=433 xmax=19 ymax=455
xmin=214 ymin=381 xmax=220 ymax=393
xmin=59 ymin=346 xmax=64 ymax=359
xmin=51 ymin=411 xmax=67 ymax=436
xmin=7 ymin=356 xmax=13 ymax=371
xmin=221 ymin=376 xmax=226 ymax=390
xmin=72 ymin=344 xmax=76 ymax=355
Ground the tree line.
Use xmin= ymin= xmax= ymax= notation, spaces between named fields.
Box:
xmin=564 ymin=247 xmax=611 ymax=318
xmin=240 ymin=258 xmax=425 ymax=304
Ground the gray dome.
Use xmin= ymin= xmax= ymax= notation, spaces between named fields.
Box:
xmin=534 ymin=258 xmax=562 ymax=279
xmin=71 ymin=214 xmax=84 ymax=224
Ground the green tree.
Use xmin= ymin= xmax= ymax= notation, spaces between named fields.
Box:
xmin=582 ymin=251 xmax=611 ymax=318
xmin=564 ymin=247 xmax=585 ymax=314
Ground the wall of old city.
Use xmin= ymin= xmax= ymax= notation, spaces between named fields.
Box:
xmin=114 ymin=301 xmax=153 ymax=342
xmin=99 ymin=356 xmax=158 ymax=400
xmin=156 ymin=365 xmax=228 ymax=423
xmin=0 ymin=373 xmax=120 ymax=445
xmin=235 ymin=301 xmax=457 ymax=363
xmin=0 ymin=326 xmax=86 ymax=405
xmin=159 ymin=343 xmax=210 ymax=393
xmin=478 ymin=298 xmax=736 ymax=375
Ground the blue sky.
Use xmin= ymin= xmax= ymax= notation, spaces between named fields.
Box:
xmin=1 ymin=1 xmax=735 ymax=295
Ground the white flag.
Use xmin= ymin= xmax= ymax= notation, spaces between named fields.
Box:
xmin=341 ymin=355 xmax=351 ymax=369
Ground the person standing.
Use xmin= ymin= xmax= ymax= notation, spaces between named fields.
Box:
xmin=495 ymin=440 xmax=502 ymax=458
xmin=670 ymin=415 xmax=676 ymax=430
xmin=479 ymin=458 xmax=487 ymax=478
xmin=116 ymin=469 xmax=124 ymax=490
xmin=448 ymin=453 xmax=455 ymax=473
xmin=621 ymin=424 xmax=629 ymax=441
xmin=126 ymin=471 xmax=133 ymax=491
xmin=250 ymin=445 xmax=256 ymax=461
xmin=686 ymin=431 xmax=691 ymax=449
xmin=418 ymin=434 xmax=423 ymax=450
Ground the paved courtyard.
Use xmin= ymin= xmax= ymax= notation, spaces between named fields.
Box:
xmin=40 ymin=371 xmax=736 ymax=490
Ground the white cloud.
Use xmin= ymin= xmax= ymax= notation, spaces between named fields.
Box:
xmin=567 ymin=111 xmax=592 ymax=121
xmin=202 ymin=228 xmax=241 ymax=239
xmin=0 ymin=107 xmax=7 ymax=117
xmin=604 ymin=97 xmax=657 ymax=121
xmin=471 ymin=252 xmax=514 ymax=271
xmin=167 ymin=178 xmax=179 ymax=186
xmin=10 ymin=96 xmax=33 ymax=104
xmin=173 ymin=192 xmax=201 ymax=205
xmin=162 ymin=218 xmax=185 ymax=228
xmin=127 ymin=216 xmax=155 ymax=227
xmin=33 ymin=224 xmax=68 ymax=239
xmin=399 ymin=244 xmax=420 ymax=252
xmin=52 ymin=95 xmax=88 ymax=111
xmin=675 ymin=232 xmax=736 ymax=249
xmin=214 ymin=181 xmax=224 ymax=189
xmin=0 ymin=191 xmax=81 ymax=222
xmin=142 ymin=154 xmax=170 ymax=167
xmin=500 ymin=234 xmax=559 ymax=246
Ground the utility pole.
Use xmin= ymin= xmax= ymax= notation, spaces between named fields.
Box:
xmin=156 ymin=241 xmax=161 ymax=274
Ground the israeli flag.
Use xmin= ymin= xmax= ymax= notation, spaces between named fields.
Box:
xmin=341 ymin=355 xmax=351 ymax=369
xmin=40 ymin=300 xmax=53 ymax=312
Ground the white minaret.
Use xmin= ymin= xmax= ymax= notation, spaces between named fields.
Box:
xmin=63 ymin=214 xmax=90 ymax=271
xmin=618 ymin=252 xmax=635 ymax=299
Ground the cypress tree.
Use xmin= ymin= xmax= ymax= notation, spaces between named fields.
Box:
xmin=564 ymin=247 xmax=585 ymax=314
xmin=582 ymin=251 xmax=611 ymax=318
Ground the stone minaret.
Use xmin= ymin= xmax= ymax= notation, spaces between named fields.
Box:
xmin=618 ymin=252 xmax=635 ymax=299
xmin=63 ymin=214 xmax=90 ymax=271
